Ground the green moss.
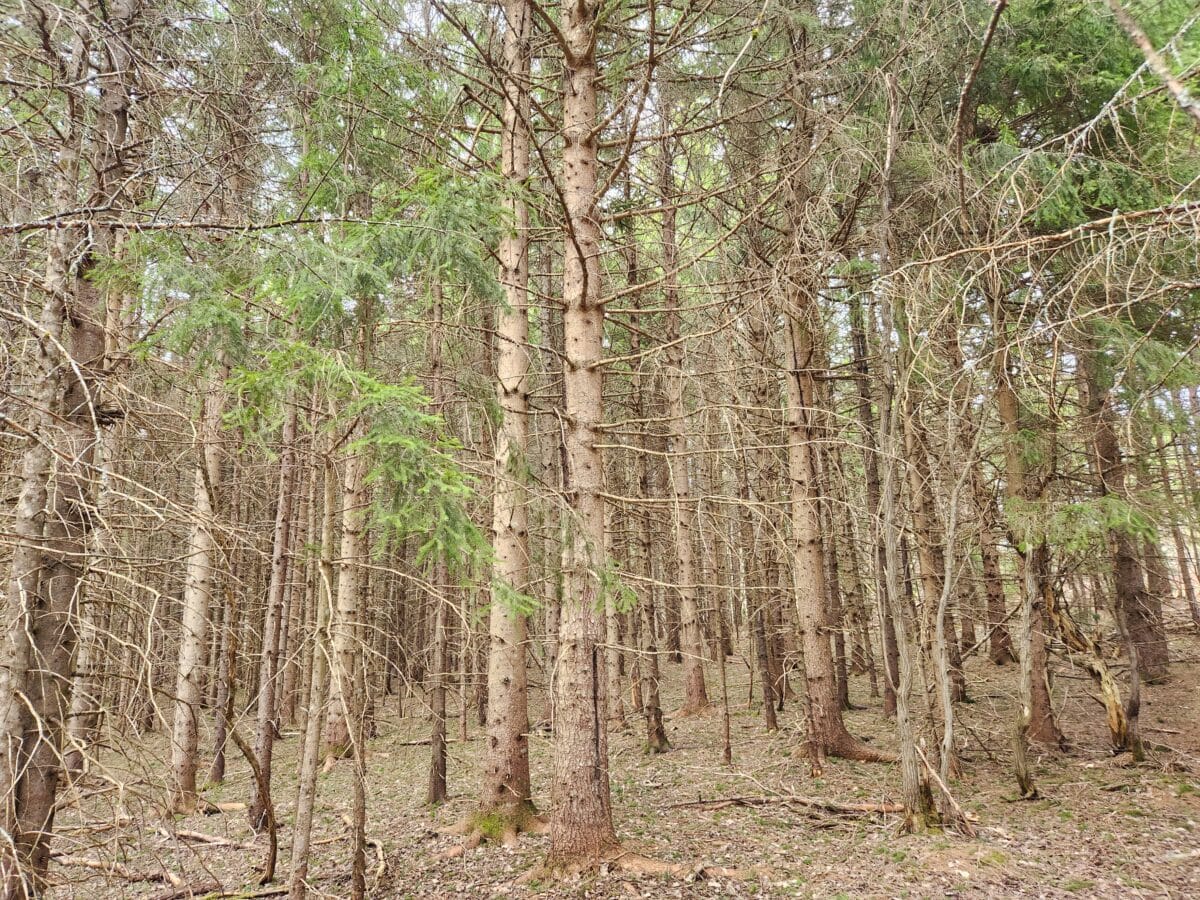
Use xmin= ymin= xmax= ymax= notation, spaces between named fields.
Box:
xmin=979 ymin=850 xmax=1008 ymax=867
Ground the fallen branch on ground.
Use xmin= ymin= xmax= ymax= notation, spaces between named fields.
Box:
xmin=51 ymin=850 xmax=182 ymax=887
xmin=149 ymin=880 xmax=222 ymax=900
xmin=666 ymin=795 xmax=904 ymax=815
xmin=159 ymin=827 xmax=255 ymax=850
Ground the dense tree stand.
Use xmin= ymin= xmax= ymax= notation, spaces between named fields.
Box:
xmin=3 ymin=0 xmax=1199 ymax=894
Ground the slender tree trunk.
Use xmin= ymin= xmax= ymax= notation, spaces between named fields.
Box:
xmin=849 ymin=295 xmax=898 ymax=715
xmin=323 ymin=443 xmax=367 ymax=760
xmin=632 ymin=337 xmax=669 ymax=754
xmin=170 ymin=369 xmax=228 ymax=812
xmin=289 ymin=458 xmax=336 ymax=900
xmin=1158 ymin=431 xmax=1200 ymax=629
xmin=427 ymin=560 xmax=450 ymax=804
xmin=426 ymin=289 xmax=450 ymax=804
xmin=249 ymin=402 xmax=299 ymax=830
xmin=659 ymin=143 xmax=708 ymax=715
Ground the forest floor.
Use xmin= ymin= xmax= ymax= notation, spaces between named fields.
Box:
xmin=49 ymin=629 xmax=1200 ymax=899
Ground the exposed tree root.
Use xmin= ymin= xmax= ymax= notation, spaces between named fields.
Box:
xmin=827 ymin=735 xmax=898 ymax=763
xmin=516 ymin=846 xmax=754 ymax=885
xmin=671 ymin=701 xmax=713 ymax=718
xmin=438 ymin=805 xmax=548 ymax=857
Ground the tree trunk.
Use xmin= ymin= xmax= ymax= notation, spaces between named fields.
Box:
xmin=248 ymin=402 xmax=299 ymax=830
xmin=545 ymin=0 xmax=620 ymax=867
xmin=323 ymin=444 xmax=367 ymax=760
xmin=781 ymin=289 xmax=886 ymax=764
xmin=289 ymin=458 xmax=336 ymax=900
xmin=1 ymin=6 xmax=140 ymax=889
xmin=849 ymin=295 xmax=897 ymax=715
xmin=170 ymin=369 xmax=227 ymax=812
xmin=478 ymin=0 xmax=535 ymax=832
xmin=660 ymin=142 xmax=708 ymax=715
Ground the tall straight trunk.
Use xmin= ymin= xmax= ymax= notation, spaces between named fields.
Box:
xmin=210 ymin=465 xmax=244 ymax=785
xmin=631 ymin=335 xmax=669 ymax=754
xmin=427 ymin=290 xmax=450 ymax=804
xmin=427 ymin=561 xmax=450 ymax=804
xmin=874 ymin=73 xmax=937 ymax=829
xmin=604 ymin=522 xmax=627 ymax=728
xmin=170 ymin=369 xmax=228 ymax=812
xmin=480 ymin=5 xmax=537 ymax=806
xmin=848 ymin=295 xmax=897 ymax=715
xmin=876 ymin=313 xmax=937 ymax=831
xmin=781 ymin=288 xmax=886 ymax=765
xmin=659 ymin=145 xmax=708 ymax=715
xmin=819 ymin=445 xmax=851 ymax=710
xmin=249 ymin=401 xmax=299 ymax=830
xmin=545 ymin=0 xmax=619 ymax=867
xmin=323 ymin=443 xmax=367 ymax=759
xmin=283 ymin=455 xmax=319 ymax=726
xmin=289 ymin=457 xmax=336 ymax=900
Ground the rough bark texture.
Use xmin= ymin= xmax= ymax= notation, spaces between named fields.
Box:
xmin=479 ymin=0 xmax=535 ymax=828
xmin=782 ymin=290 xmax=888 ymax=764
xmin=1 ymin=6 xmax=139 ymax=890
xmin=1081 ymin=349 xmax=1169 ymax=681
xmin=545 ymin=0 xmax=620 ymax=866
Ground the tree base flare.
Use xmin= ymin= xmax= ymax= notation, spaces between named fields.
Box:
xmin=439 ymin=804 xmax=547 ymax=856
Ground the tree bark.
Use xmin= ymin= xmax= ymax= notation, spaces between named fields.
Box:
xmin=170 ymin=369 xmax=228 ymax=812
xmin=478 ymin=0 xmax=536 ymax=832
xmin=248 ymin=401 xmax=299 ymax=830
xmin=545 ymin=0 xmax=620 ymax=866
xmin=660 ymin=141 xmax=708 ymax=715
